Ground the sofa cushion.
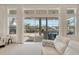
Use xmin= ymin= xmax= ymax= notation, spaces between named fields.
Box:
xmin=42 ymin=40 xmax=54 ymax=47
xmin=64 ymin=40 xmax=79 ymax=55
xmin=42 ymin=46 xmax=60 ymax=55
xmin=54 ymin=36 xmax=70 ymax=54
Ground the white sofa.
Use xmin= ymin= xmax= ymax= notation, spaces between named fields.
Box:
xmin=0 ymin=37 xmax=6 ymax=47
xmin=64 ymin=40 xmax=79 ymax=55
xmin=42 ymin=36 xmax=79 ymax=55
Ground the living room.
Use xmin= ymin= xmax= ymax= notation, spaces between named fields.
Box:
xmin=0 ymin=4 xmax=79 ymax=55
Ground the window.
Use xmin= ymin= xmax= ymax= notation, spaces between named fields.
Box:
xmin=47 ymin=17 xmax=59 ymax=40
xmin=66 ymin=8 xmax=76 ymax=14
xmin=9 ymin=16 xmax=16 ymax=34
xmin=8 ymin=9 xmax=16 ymax=34
xmin=66 ymin=17 xmax=76 ymax=35
xmin=35 ymin=10 xmax=47 ymax=14
xmin=24 ymin=10 xmax=35 ymax=14
xmin=9 ymin=10 xmax=16 ymax=15
xmin=48 ymin=9 xmax=59 ymax=14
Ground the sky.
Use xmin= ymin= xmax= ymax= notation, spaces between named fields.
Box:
xmin=24 ymin=18 xmax=59 ymax=27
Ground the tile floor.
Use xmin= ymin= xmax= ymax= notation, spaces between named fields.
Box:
xmin=0 ymin=42 xmax=42 ymax=55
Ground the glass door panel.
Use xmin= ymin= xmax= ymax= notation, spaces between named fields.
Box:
xmin=47 ymin=17 xmax=59 ymax=40
xmin=41 ymin=18 xmax=47 ymax=40
xmin=24 ymin=18 xmax=36 ymax=42
xmin=34 ymin=18 xmax=43 ymax=42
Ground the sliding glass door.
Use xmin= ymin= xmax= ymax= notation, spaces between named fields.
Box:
xmin=23 ymin=18 xmax=43 ymax=42
xmin=23 ymin=17 xmax=59 ymax=42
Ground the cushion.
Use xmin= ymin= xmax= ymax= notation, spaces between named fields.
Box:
xmin=42 ymin=46 xmax=60 ymax=55
xmin=64 ymin=40 xmax=79 ymax=55
xmin=42 ymin=40 xmax=54 ymax=47
xmin=54 ymin=36 xmax=70 ymax=54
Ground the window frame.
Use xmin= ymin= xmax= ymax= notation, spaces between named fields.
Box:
xmin=66 ymin=8 xmax=76 ymax=14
